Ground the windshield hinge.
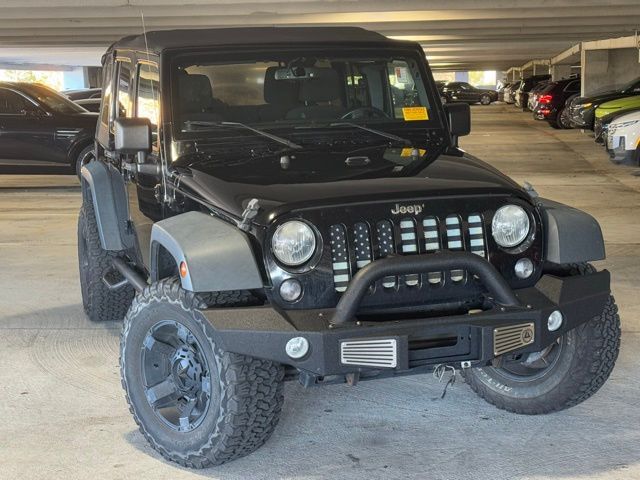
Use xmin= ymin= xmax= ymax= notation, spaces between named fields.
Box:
xmin=238 ymin=198 xmax=260 ymax=232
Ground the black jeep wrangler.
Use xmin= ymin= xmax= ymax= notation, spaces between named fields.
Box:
xmin=79 ymin=27 xmax=620 ymax=468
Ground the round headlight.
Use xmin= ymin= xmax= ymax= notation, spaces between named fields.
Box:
xmin=492 ymin=205 xmax=530 ymax=248
xmin=271 ymin=221 xmax=317 ymax=266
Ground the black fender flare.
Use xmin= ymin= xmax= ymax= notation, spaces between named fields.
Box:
xmin=149 ymin=211 xmax=264 ymax=292
xmin=80 ymin=161 xmax=132 ymax=251
xmin=538 ymin=198 xmax=605 ymax=264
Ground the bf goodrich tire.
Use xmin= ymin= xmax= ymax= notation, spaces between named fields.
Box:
xmin=78 ymin=186 xmax=135 ymax=322
xmin=463 ymin=264 xmax=620 ymax=415
xmin=120 ymin=279 xmax=284 ymax=468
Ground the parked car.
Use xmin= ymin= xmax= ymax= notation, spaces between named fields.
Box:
xmin=79 ymin=26 xmax=620 ymax=468
xmin=515 ymin=75 xmax=551 ymax=110
xmin=604 ymin=109 xmax=640 ymax=165
xmin=594 ymin=97 xmax=640 ymax=144
xmin=503 ymin=80 xmax=521 ymax=104
xmin=0 ymin=82 xmax=97 ymax=175
xmin=62 ymin=87 xmax=102 ymax=101
xmin=74 ymin=97 xmax=101 ymax=112
xmin=497 ymin=82 xmax=512 ymax=102
xmin=527 ymin=80 xmax=552 ymax=111
xmin=595 ymin=105 xmax=640 ymax=146
xmin=533 ymin=77 xmax=581 ymax=128
xmin=568 ymin=77 xmax=640 ymax=130
xmin=441 ymin=81 xmax=498 ymax=105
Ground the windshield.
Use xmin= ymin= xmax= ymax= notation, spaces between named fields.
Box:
xmin=171 ymin=49 xmax=436 ymax=140
xmin=621 ymin=77 xmax=640 ymax=93
xmin=22 ymin=84 xmax=87 ymax=115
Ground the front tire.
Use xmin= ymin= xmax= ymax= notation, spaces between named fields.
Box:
xmin=557 ymin=107 xmax=572 ymax=129
xmin=120 ymin=279 xmax=284 ymax=468
xmin=463 ymin=265 xmax=620 ymax=414
xmin=480 ymin=94 xmax=491 ymax=105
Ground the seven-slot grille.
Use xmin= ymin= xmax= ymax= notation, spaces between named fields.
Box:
xmin=330 ymin=213 xmax=486 ymax=292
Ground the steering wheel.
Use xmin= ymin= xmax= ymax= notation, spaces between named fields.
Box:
xmin=341 ymin=107 xmax=390 ymax=120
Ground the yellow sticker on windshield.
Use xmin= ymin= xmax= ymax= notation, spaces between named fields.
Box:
xmin=402 ymin=106 xmax=429 ymax=121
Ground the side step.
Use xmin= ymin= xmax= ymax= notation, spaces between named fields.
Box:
xmin=107 ymin=257 xmax=147 ymax=293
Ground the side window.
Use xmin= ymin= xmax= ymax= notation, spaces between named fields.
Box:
xmin=116 ymin=60 xmax=132 ymax=119
xmin=99 ymin=60 xmax=113 ymax=128
xmin=0 ymin=89 xmax=35 ymax=115
xmin=136 ymin=63 xmax=160 ymax=151
xmin=565 ymin=81 xmax=580 ymax=93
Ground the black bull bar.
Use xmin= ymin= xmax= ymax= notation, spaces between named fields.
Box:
xmin=200 ymin=252 xmax=611 ymax=377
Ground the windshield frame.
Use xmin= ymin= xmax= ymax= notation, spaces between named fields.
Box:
xmin=166 ymin=45 xmax=444 ymax=142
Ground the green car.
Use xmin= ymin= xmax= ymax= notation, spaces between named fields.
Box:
xmin=595 ymin=95 xmax=640 ymax=120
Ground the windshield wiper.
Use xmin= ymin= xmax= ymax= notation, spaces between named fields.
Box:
xmin=329 ymin=122 xmax=412 ymax=146
xmin=183 ymin=120 xmax=302 ymax=150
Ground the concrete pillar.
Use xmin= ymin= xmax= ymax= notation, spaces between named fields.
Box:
xmin=581 ymin=47 xmax=640 ymax=96
xmin=551 ymin=64 xmax=572 ymax=81
xmin=581 ymin=49 xmax=609 ymax=96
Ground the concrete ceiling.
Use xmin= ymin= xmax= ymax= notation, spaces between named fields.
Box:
xmin=1 ymin=0 xmax=640 ymax=71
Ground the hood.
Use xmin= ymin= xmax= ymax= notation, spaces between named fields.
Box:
xmin=173 ymin=143 xmax=526 ymax=225
xmin=576 ymin=91 xmax=638 ymax=107
xmin=596 ymin=96 xmax=640 ymax=118
xmin=609 ymin=109 xmax=640 ymax=125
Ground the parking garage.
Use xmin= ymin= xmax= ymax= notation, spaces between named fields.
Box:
xmin=2 ymin=2 xmax=640 ymax=479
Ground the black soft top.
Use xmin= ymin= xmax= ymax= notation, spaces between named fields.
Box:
xmin=109 ymin=26 xmax=408 ymax=55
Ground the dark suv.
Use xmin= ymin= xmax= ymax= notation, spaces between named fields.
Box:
xmin=533 ymin=77 xmax=581 ymax=129
xmin=79 ymin=27 xmax=620 ymax=468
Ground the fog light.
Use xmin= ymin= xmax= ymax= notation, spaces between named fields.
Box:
xmin=285 ymin=337 xmax=309 ymax=359
xmin=279 ymin=279 xmax=302 ymax=302
xmin=514 ymin=258 xmax=534 ymax=279
xmin=547 ymin=310 xmax=563 ymax=332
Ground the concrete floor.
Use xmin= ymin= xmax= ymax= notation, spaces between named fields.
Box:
xmin=1 ymin=104 xmax=640 ymax=480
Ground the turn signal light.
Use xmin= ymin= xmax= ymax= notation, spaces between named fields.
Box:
xmin=179 ymin=261 xmax=188 ymax=278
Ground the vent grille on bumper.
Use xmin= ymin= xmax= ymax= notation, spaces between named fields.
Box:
xmin=330 ymin=213 xmax=486 ymax=292
xmin=493 ymin=323 xmax=535 ymax=356
xmin=340 ymin=338 xmax=398 ymax=368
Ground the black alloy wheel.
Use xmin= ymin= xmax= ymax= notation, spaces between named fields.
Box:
xmin=141 ymin=320 xmax=211 ymax=433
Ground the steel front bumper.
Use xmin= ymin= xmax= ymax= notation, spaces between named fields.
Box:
xmin=200 ymin=253 xmax=611 ymax=377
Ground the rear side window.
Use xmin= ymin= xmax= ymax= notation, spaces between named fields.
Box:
xmin=0 ymin=88 xmax=33 ymax=114
xmin=116 ymin=60 xmax=132 ymax=119
xmin=136 ymin=63 xmax=160 ymax=151
xmin=564 ymin=80 xmax=580 ymax=93
xmin=99 ymin=59 xmax=113 ymax=128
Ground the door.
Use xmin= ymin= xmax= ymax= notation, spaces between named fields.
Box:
xmin=0 ymin=88 xmax=59 ymax=169
xmin=127 ymin=60 xmax=164 ymax=269
xmin=455 ymin=83 xmax=477 ymax=103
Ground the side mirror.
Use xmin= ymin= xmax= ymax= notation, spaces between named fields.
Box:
xmin=443 ymin=103 xmax=471 ymax=137
xmin=114 ymin=118 xmax=151 ymax=159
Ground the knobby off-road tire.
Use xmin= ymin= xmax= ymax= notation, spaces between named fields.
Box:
xmin=462 ymin=263 xmax=620 ymax=414
xmin=120 ymin=278 xmax=284 ymax=468
xmin=78 ymin=186 xmax=135 ymax=322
